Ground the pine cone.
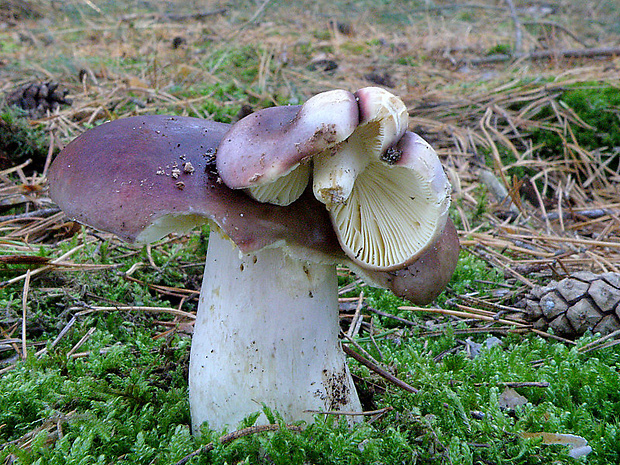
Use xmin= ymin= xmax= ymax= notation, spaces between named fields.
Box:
xmin=522 ymin=271 xmax=620 ymax=338
xmin=6 ymin=82 xmax=72 ymax=118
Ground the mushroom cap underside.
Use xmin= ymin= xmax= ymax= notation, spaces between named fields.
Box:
xmin=328 ymin=131 xmax=452 ymax=271
xmin=357 ymin=218 xmax=460 ymax=305
xmin=47 ymin=115 xmax=343 ymax=257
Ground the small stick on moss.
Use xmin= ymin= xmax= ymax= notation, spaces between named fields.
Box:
xmin=21 ymin=270 xmax=31 ymax=360
xmin=462 ymin=245 xmax=535 ymax=288
xmin=0 ymin=325 xmax=21 ymax=357
xmin=469 ymin=46 xmax=620 ymax=65
xmin=66 ymin=327 xmax=96 ymax=358
xmin=366 ymin=306 xmax=423 ymax=328
xmin=174 ymin=424 xmax=303 ymax=465
xmin=0 ymin=207 xmax=61 ymax=222
xmin=578 ymin=329 xmax=620 ymax=354
xmin=341 ymin=331 xmax=381 ymax=366
xmin=42 ymin=130 xmax=55 ymax=178
xmin=342 ymin=344 xmax=418 ymax=394
xmin=304 ymin=406 xmax=393 ymax=416
xmin=1 ymin=242 xmax=92 ymax=287
xmin=0 ymin=159 xmax=33 ymax=177
xmin=503 ymin=381 xmax=550 ymax=388
xmin=582 ymin=339 xmax=620 ymax=352
xmin=36 ymin=315 xmax=77 ymax=358
xmin=73 ymin=305 xmax=196 ymax=320
xmin=124 ymin=274 xmax=200 ymax=298
xmin=400 ymin=305 xmax=528 ymax=328
xmin=346 ymin=291 xmax=365 ymax=338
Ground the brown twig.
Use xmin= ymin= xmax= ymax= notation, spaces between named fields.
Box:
xmin=0 ymin=207 xmax=61 ymax=223
xmin=66 ymin=327 xmax=96 ymax=358
xmin=304 ymin=406 xmax=394 ymax=416
xmin=120 ymin=9 xmax=227 ymax=23
xmin=36 ymin=315 xmax=77 ymax=358
xmin=342 ymin=344 xmax=418 ymax=394
xmin=72 ymin=305 xmax=196 ymax=320
xmin=365 ymin=306 xmax=424 ymax=328
xmin=522 ymin=20 xmax=589 ymax=47
xmin=578 ymin=329 xmax=620 ymax=354
xmin=468 ymin=46 xmax=620 ymax=65
xmin=0 ymin=242 xmax=93 ymax=288
xmin=123 ymin=275 xmax=200 ymax=299
xmin=503 ymin=381 xmax=550 ymax=388
xmin=503 ymin=0 xmax=522 ymax=54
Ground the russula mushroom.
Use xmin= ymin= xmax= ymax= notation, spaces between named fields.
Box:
xmin=48 ymin=115 xmax=359 ymax=432
xmin=48 ymin=99 xmax=458 ymax=433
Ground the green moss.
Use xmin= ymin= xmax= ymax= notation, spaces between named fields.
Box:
xmin=487 ymin=43 xmax=512 ymax=55
xmin=529 ymin=83 xmax=620 ymax=159
xmin=397 ymin=56 xmax=420 ymax=66
xmin=0 ymin=106 xmax=51 ymax=172
xmin=312 ymin=29 xmax=332 ymax=41
xmin=340 ymin=42 xmax=369 ymax=55
xmin=3 ymin=238 xmax=620 ymax=464
xmin=204 ymin=45 xmax=264 ymax=85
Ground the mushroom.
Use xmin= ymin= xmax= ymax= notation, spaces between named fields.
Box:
xmin=48 ymin=115 xmax=358 ymax=432
xmin=48 ymin=107 xmax=458 ymax=433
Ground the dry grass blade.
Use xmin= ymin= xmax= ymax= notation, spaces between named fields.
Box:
xmin=401 ymin=305 xmax=530 ymax=328
xmin=21 ymin=269 xmax=30 ymax=360
xmin=401 ymin=305 xmax=577 ymax=345
xmin=124 ymin=275 xmax=200 ymax=299
xmin=1 ymin=241 xmax=93 ymax=288
xmin=72 ymin=305 xmax=196 ymax=320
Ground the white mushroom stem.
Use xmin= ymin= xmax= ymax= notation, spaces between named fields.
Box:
xmin=189 ymin=227 xmax=362 ymax=433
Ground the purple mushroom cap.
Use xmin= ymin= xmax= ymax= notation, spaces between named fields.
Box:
xmin=48 ymin=115 xmax=342 ymax=257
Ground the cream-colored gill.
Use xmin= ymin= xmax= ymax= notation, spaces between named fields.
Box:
xmin=331 ymin=161 xmax=449 ymax=270
xmin=247 ymin=162 xmax=311 ymax=206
